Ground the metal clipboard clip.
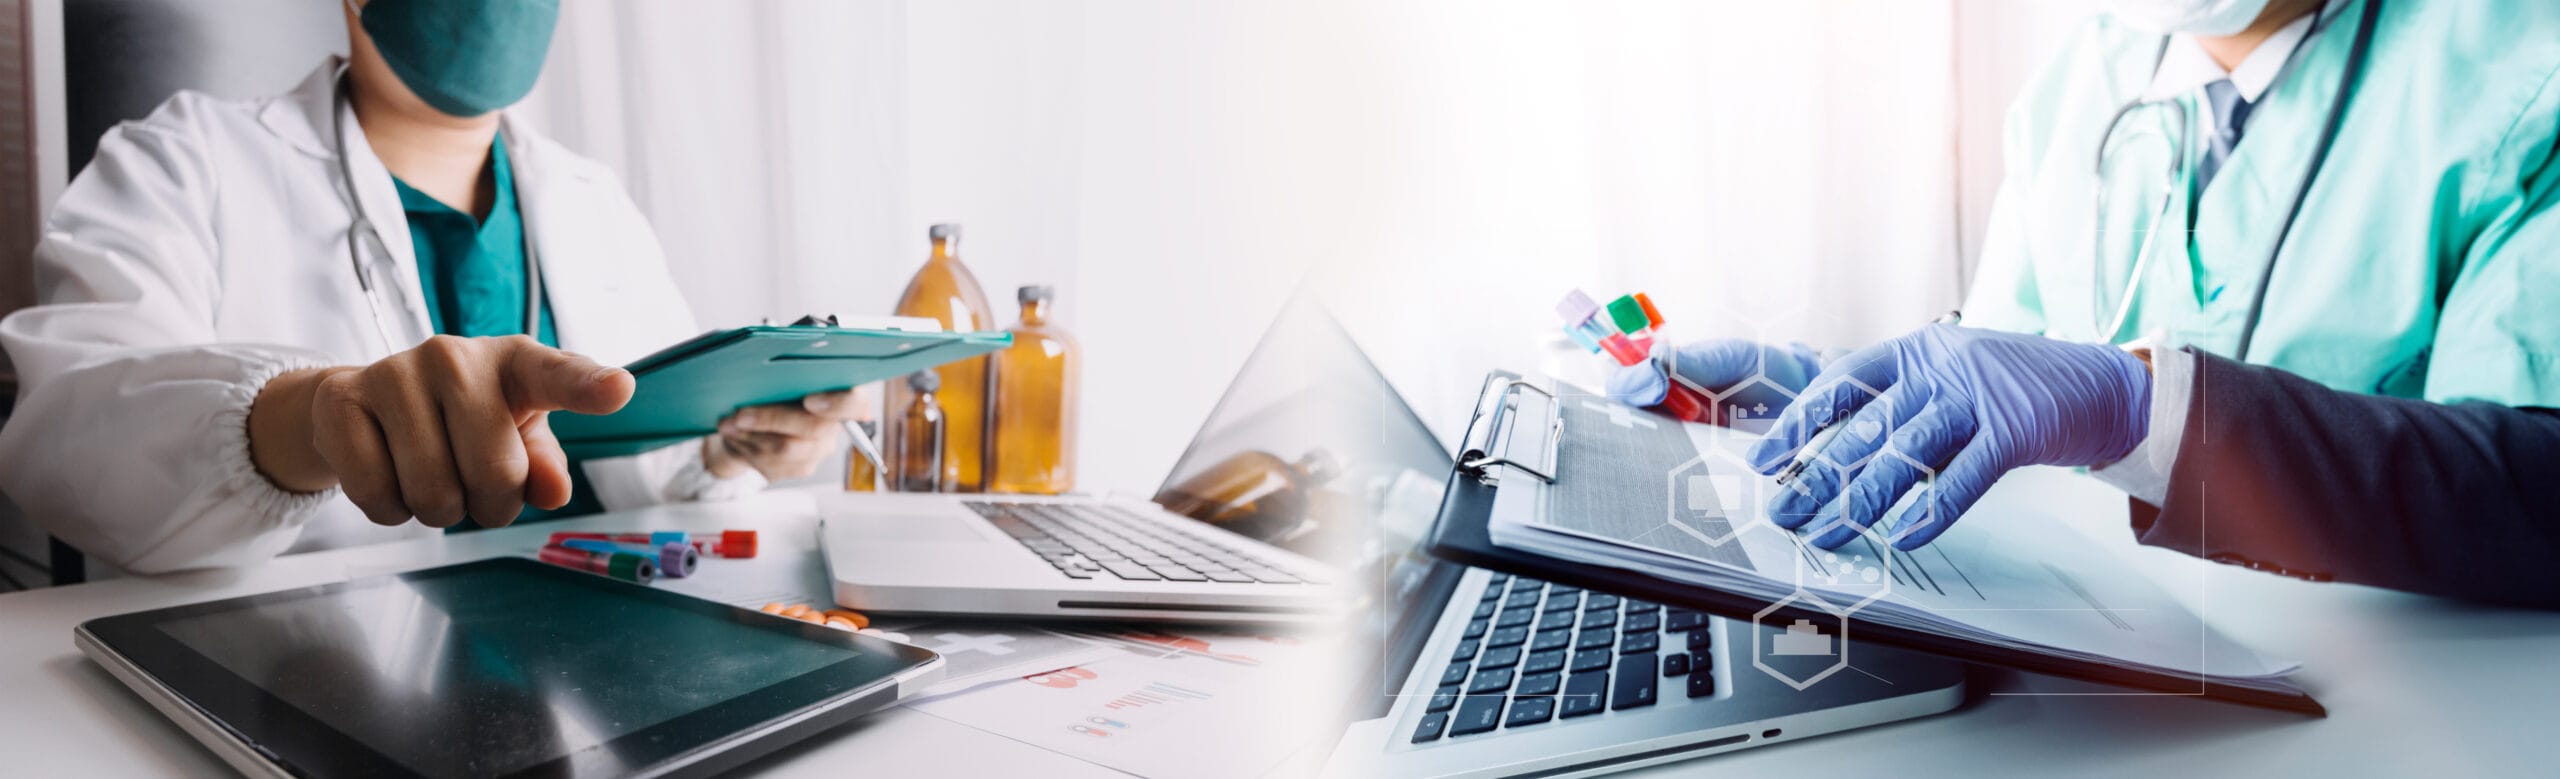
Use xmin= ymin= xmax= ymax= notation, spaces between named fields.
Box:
xmin=1457 ymin=374 xmax=1562 ymax=486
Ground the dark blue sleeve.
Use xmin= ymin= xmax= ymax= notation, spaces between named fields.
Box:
xmin=2129 ymin=349 xmax=2560 ymax=609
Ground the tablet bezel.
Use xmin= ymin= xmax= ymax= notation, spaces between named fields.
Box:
xmin=78 ymin=557 xmax=939 ymax=777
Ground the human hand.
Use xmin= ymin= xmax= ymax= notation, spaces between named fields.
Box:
xmin=1747 ymin=325 xmax=2150 ymax=550
xmin=701 ymin=385 xmax=875 ymax=481
xmin=1605 ymin=339 xmax=1822 ymax=426
xmin=249 ymin=335 xmax=636 ymax=528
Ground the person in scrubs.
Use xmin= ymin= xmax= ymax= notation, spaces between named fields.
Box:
xmin=1612 ymin=0 xmax=2560 ymax=606
xmin=0 ymin=0 xmax=859 ymax=574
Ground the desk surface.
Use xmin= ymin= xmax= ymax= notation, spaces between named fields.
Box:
xmin=4 ymin=486 xmax=2555 ymax=777
xmin=0 ymin=491 xmax=1141 ymax=778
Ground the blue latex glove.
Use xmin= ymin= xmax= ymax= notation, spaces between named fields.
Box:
xmin=1606 ymin=339 xmax=1822 ymax=426
xmin=1746 ymin=325 xmax=2151 ymax=551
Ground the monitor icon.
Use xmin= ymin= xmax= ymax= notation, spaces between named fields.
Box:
xmin=1770 ymin=619 xmax=1833 ymax=656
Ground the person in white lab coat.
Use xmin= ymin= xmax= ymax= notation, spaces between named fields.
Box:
xmin=0 ymin=0 xmax=856 ymax=574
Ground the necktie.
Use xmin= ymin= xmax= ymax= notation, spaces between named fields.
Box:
xmin=2195 ymin=78 xmax=2254 ymax=194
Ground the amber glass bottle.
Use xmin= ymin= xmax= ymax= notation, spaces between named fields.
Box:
xmin=894 ymin=371 xmax=950 ymax=493
xmin=880 ymin=223 xmax=993 ymax=492
xmin=990 ymin=285 xmax=1080 ymax=494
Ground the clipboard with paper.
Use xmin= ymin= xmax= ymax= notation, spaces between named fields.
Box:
xmin=1425 ymin=370 xmax=2325 ymax=715
xmin=552 ymin=319 xmax=1011 ymax=459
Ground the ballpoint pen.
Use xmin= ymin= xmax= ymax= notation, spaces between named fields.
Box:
xmin=1772 ymin=309 xmax=1961 ymax=486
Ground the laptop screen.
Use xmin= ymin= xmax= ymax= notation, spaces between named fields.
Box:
xmin=1145 ymin=294 xmax=1462 ymax=718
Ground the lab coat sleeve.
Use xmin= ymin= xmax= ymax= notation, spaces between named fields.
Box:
xmin=2424 ymin=63 xmax=2560 ymax=408
xmin=2129 ymin=349 xmax=2560 ymax=609
xmin=0 ymin=112 xmax=344 ymax=574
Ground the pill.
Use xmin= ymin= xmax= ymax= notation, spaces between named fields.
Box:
xmin=826 ymin=617 xmax=857 ymax=630
xmin=822 ymin=609 xmax=871 ymax=628
xmin=760 ymin=602 xmax=786 ymax=614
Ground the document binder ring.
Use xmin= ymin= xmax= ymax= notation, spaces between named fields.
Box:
xmin=1460 ymin=378 xmax=1561 ymax=485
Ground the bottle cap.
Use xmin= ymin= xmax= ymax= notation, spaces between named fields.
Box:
xmin=719 ymin=529 xmax=759 ymax=558
xmin=656 ymin=541 xmax=699 ymax=578
xmin=929 ymin=223 xmax=961 ymax=241
xmin=1605 ymin=294 xmax=1651 ymax=335
xmin=1555 ymin=289 xmax=1600 ymax=324
xmin=907 ymin=370 xmax=941 ymax=392
xmin=1018 ymin=285 xmax=1053 ymax=304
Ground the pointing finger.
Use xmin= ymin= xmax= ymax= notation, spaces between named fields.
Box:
xmin=499 ymin=338 xmax=634 ymax=416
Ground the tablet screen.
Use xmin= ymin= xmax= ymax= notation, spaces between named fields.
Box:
xmin=87 ymin=558 xmax=931 ymax=777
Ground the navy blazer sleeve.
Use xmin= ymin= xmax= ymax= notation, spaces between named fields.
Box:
xmin=2128 ymin=349 xmax=2560 ymax=608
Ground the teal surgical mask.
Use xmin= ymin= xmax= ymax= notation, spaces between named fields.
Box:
xmin=351 ymin=0 xmax=561 ymax=117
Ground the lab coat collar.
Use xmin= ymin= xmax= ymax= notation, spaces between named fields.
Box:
xmin=2138 ymin=2 xmax=2334 ymax=103
xmin=262 ymin=59 xmax=435 ymax=347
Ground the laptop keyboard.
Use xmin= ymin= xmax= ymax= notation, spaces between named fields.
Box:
xmin=963 ymin=500 xmax=1318 ymax=585
xmin=1410 ymin=573 xmax=1718 ymax=743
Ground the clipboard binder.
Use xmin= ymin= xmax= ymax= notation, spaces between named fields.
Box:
xmin=1425 ymin=370 xmax=2327 ymax=716
xmin=551 ymin=319 xmax=1010 ymax=459
xmin=1456 ymin=375 xmax=1562 ymax=486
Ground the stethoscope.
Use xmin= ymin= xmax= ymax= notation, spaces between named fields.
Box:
xmin=331 ymin=71 xmax=545 ymax=357
xmin=2086 ymin=0 xmax=2380 ymax=361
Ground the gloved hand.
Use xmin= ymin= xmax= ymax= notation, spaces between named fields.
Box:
xmin=1746 ymin=325 xmax=2151 ymax=551
xmin=1606 ymin=339 xmax=1822 ymax=427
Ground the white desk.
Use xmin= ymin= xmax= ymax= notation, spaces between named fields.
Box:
xmin=6 ymin=484 xmax=2558 ymax=776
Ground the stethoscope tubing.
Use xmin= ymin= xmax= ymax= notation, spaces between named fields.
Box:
xmin=331 ymin=72 xmax=545 ymax=359
xmin=2089 ymin=0 xmax=2381 ymax=360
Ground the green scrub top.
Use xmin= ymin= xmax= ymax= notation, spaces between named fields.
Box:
xmin=393 ymin=138 xmax=603 ymax=526
xmin=1962 ymin=0 xmax=2560 ymax=407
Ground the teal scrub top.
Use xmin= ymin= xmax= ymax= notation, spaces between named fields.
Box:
xmin=1962 ymin=0 xmax=2560 ymax=408
xmin=393 ymin=138 xmax=602 ymax=525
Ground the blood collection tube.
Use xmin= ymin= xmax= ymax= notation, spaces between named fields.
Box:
xmin=537 ymin=544 xmax=658 ymax=584
xmin=560 ymin=539 xmax=698 ymax=578
xmin=549 ymin=530 xmax=757 ymax=559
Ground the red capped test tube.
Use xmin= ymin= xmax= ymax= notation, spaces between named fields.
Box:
xmin=549 ymin=530 xmax=757 ymax=559
xmin=538 ymin=544 xmax=658 ymax=584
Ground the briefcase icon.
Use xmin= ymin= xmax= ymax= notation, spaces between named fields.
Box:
xmin=1771 ymin=619 xmax=1834 ymax=656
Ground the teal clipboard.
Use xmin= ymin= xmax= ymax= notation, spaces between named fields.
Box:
xmin=553 ymin=325 xmax=1012 ymax=459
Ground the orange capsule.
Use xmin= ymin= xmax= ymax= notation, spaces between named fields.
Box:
xmin=825 ymin=617 xmax=857 ymax=630
xmin=822 ymin=609 xmax=872 ymax=629
xmin=797 ymin=612 xmax=825 ymax=624
xmin=759 ymin=602 xmax=786 ymax=614
xmin=782 ymin=604 xmax=815 ymax=618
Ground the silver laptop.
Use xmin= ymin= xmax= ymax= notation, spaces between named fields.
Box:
xmin=819 ymin=300 xmax=1359 ymax=624
xmin=1207 ymin=305 xmax=1968 ymax=776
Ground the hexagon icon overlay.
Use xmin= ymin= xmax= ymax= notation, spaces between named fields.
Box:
xmin=1661 ymin=446 xmax=1791 ymax=548
xmin=1750 ymin=589 xmax=1852 ymax=691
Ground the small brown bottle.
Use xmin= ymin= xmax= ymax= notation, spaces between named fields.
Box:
xmin=990 ymin=285 xmax=1080 ymax=494
xmin=895 ymin=371 xmax=950 ymax=493
xmin=884 ymin=223 xmax=995 ymax=491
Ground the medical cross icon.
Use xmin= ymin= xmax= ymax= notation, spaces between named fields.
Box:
xmin=932 ymin=632 xmax=1019 ymax=656
xmin=1586 ymin=400 xmax=1656 ymax=430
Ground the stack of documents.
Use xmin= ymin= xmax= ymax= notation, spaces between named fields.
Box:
xmin=1481 ymin=385 xmax=2302 ymax=695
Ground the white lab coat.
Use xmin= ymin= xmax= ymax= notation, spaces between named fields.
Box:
xmin=0 ymin=61 xmax=737 ymax=574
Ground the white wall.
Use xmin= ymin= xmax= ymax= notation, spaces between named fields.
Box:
xmin=516 ymin=0 xmax=2101 ymax=494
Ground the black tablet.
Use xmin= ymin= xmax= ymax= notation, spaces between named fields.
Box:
xmin=76 ymin=557 xmax=941 ymax=778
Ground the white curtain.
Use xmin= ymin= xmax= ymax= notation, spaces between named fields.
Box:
xmin=509 ymin=0 xmax=2091 ymax=485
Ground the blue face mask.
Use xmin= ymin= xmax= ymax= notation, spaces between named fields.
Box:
xmin=353 ymin=0 xmax=561 ymax=118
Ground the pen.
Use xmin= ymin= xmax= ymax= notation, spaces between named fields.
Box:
xmin=1773 ymin=309 xmax=1961 ymax=486
xmin=1773 ymin=422 xmax=1845 ymax=487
